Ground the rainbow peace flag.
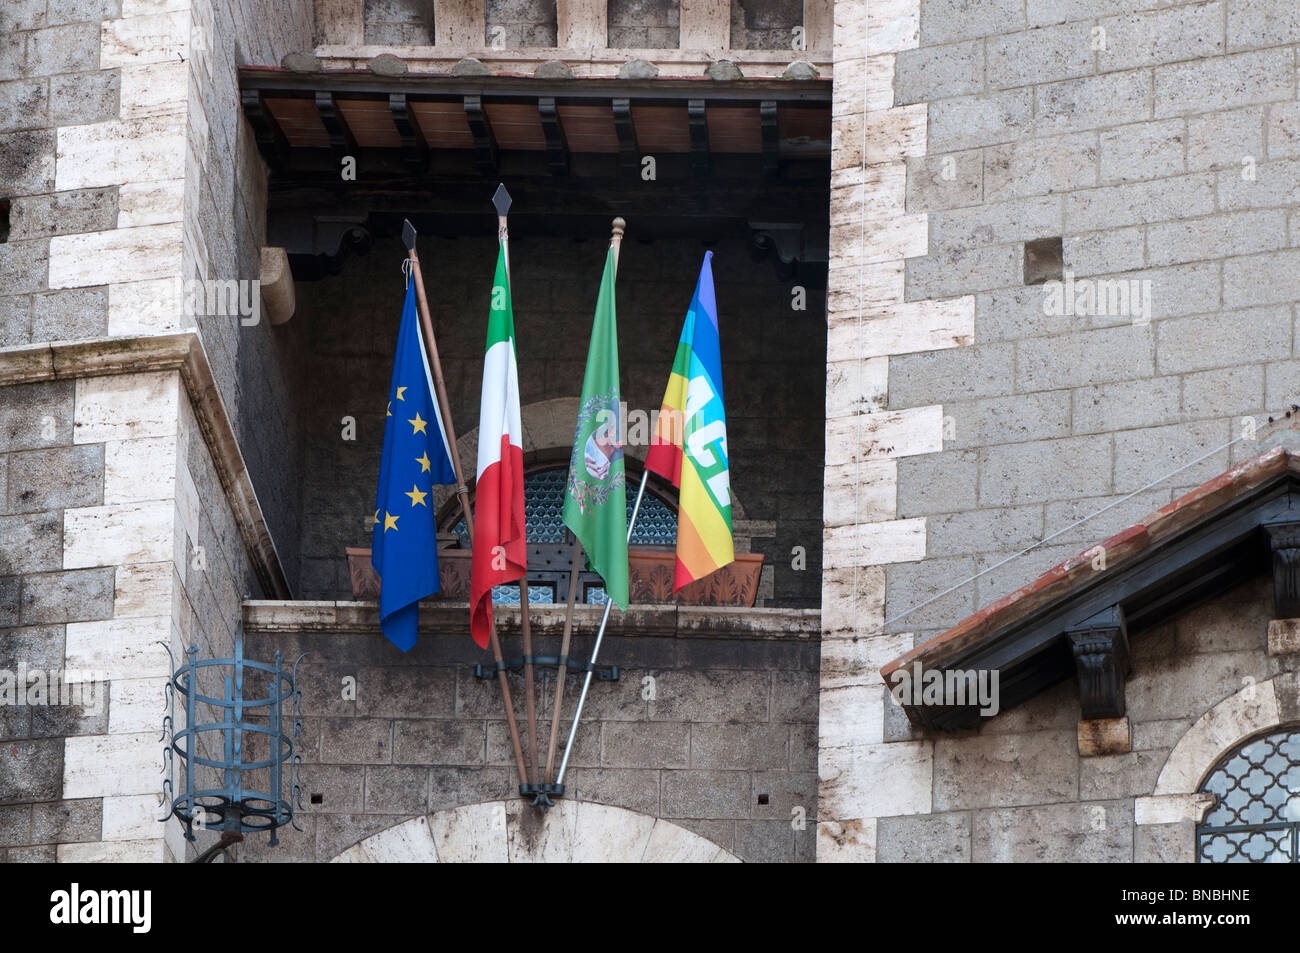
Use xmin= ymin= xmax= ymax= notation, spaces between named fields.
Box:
xmin=644 ymin=252 xmax=734 ymax=592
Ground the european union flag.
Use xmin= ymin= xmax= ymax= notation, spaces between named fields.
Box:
xmin=371 ymin=280 xmax=457 ymax=651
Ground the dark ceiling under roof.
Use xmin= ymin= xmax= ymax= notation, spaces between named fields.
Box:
xmin=238 ymin=67 xmax=832 ymax=280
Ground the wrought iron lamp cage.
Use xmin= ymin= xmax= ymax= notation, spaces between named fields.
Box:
xmin=158 ymin=636 xmax=306 ymax=847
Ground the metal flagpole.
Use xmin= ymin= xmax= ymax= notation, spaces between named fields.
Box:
xmin=556 ymin=470 xmax=648 ymax=787
xmin=494 ymin=185 xmax=539 ymax=786
xmin=554 ymin=217 xmax=636 ymax=788
xmin=402 ymin=217 xmax=530 ymax=787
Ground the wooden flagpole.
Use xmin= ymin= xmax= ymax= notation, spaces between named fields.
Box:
xmin=402 ymin=218 xmax=529 ymax=788
xmin=544 ymin=537 xmax=583 ymax=782
xmin=495 ymin=187 xmax=539 ymax=786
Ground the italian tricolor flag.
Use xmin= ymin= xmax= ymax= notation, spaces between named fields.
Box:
xmin=469 ymin=244 xmax=527 ymax=648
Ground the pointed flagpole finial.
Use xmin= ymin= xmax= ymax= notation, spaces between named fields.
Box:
xmin=492 ymin=184 xmax=512 ymax=217
xmin=402 ymin=219 xmax=417 ymax=252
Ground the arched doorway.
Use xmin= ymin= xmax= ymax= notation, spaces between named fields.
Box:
xmin=329 ymin=799 xmax=740 ymax=863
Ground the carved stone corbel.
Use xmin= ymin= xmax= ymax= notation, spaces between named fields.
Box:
xmin=1263 ymin=520 xmax=1300 ymax=618
xmin=1066 ymin=606 xmax=1130 ymax=720
xmin=259 ymin=247 xmax=295 ymax=325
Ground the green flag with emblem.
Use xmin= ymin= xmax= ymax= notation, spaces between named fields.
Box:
xmin=562 ymin=246 xmax=629 ymax=609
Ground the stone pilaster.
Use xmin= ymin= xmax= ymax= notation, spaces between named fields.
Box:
xmin=816 ymin=0 xmax=977 ymax=860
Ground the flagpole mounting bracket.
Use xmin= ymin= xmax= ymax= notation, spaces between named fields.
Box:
xmin=474 ymin=655 xmax=618 ymax=682
xmin=520 ymin=782 xmax=563 ymax=810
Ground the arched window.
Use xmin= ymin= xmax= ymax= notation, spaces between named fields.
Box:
xmin=442 ymin=462 xmax=678 ymax=604
xmin=1196 ymin=726 xmax=1300 ymax=863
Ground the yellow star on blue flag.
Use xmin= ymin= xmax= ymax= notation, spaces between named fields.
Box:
xmin=371 ymin=280 xmax=456 ymax=650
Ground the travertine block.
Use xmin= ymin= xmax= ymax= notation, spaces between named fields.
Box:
xmin=1267 ymin=618 xmax=1300 ymax=656
xmin=823 ymin=517 xmax=926 ymax=569
xmin=49 ymin=223 xmax=183 ymax=289
xmin=64 ymin=502 xmax=175 ymax=569
xmin=64 ymin=731 xmax=159 ymax=797
xmin=64 ymin=616 xmax=171 ymax=682
xmin=74 ymin=371 xmax=179 ymax=444
xmin=1077 ymin=716 xmax=1132 ymax=757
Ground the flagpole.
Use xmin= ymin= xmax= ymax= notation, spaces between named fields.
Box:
xmin=556 ymin=469 xmax=648 ymax=787
xmin=554 ymin=216 xmax=632 ymax=789
xmin=402 ymin=219 xmax=530 ymax=788
xmin=495 ymin=188 xmax=539 ymax=786
xmin=544 ymin=536 xmax=583 ymax=782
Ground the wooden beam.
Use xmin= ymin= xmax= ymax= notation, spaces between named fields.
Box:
xmin=688 ymin=98 xmax=709 ymax=177
xmin=760 ymin=100 xmax=779 ymax=179
xmin=315 ymin=91 xmax=357 ymax=155
xmin=389 ymin=93 xmax=429 ymax=172
xmin=680 ymin=0 xmax=730 ymax=52
xmin=557 ymin=0 xmax=607 ymax=50
xmin=463 ymin=94 xmax=498 ymax=173
xmin=611 ymin=97 xmax=640 ymax=175
xmin=435 ymin=0 xmax=486 ymax=48
xmin=538 ymin=96 xmax=569 ymax=176
xmin=239 ymin=68 xmax=833 ymax=103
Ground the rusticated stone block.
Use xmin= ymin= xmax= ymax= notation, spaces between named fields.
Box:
xmin=1135 ymin=820 xmax=1196 ymax=863
xmin=31 ymin=797 xmax=101 ymax=844
xmin=1267 ymin=618 xmax=1300 ymax=656
xmin=877 ymin=811 xmax=971 ymax=862
xmin=934 ymin=729 xmax=1078 ymax=809
xmin=973 ymin=801 xmax=1133 ymax=862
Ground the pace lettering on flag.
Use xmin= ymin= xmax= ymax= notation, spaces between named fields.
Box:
xmin=562 ymin=246 xmax=630 ymax=609
xmin=371 ymin=280 xmax=457 ymax=651
xmin=644 ymin=251 xmax=734 ymax=591
xmin=469 ymin=244 xmax=527 ymax=649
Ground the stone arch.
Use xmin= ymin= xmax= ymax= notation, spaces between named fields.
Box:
xmin=438 ymin=395 xmax=748 ymax=519
xmin=1153 ymin=673 xmax=1291 ymax=798
xmin=329 ymin=799 xmax=741 ymax=863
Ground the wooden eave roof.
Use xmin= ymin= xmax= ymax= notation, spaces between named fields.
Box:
xmin=882 ymin=444 xmax=1300 ymax=730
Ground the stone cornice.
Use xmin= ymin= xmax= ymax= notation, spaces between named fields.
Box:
xmin=309 ymin=48 xmax=833 ymax=80
xmin=243 ymin=599 xmax=822 ymax=640
xmin=0 ymin=334 xmax=292 ymax=600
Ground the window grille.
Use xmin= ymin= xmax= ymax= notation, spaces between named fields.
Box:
xmin=1197 ymin=726 xmax=1300 ymax=863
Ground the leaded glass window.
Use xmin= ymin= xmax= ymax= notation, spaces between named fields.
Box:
xmin=1196 ymin=726 xmax=1300 ymax=863
xmin=447 ymin=466 xmax=677 ymax=548
xmin=445 ymin=465 xmax=677 ymax=605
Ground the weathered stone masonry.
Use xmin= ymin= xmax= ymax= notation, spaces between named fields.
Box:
xmin=819 ymin=0 xmax=1300 ymax=861
xmin=1 ymin=0 xmax=312 ymax=860
xmin=2 ymin=0 xmax=830 ymax=863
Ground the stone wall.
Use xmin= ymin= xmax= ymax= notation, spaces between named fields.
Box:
xmin=293 ymin=234 xmax=827 ymax=610
xmin=0 ymin=358 xmax=261 ymax=862
xmin=874 ymin=578 xmax=1300 ymax=862
xmin=819 ymin=0 xmax=1300 ymax=860
xmin=238 ymin=604 xmax=820 ymax=862
xmin=186 ymin=0 xmax=314 ymax=592
xmin=607 ymin=0 xmax=679 ymax=49
xmin=330 ymin=0 xmax=816 ymax=54
xmin=0 ymin=0 xmax=313 ymax=594
xmin=0 ymin=0 xmax=313 ymax=865
xmin=0 ymin=378 xmax=104 ymax=862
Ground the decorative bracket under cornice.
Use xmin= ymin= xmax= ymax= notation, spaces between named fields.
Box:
xmin=266 ymin=211 xmax=374 ymax=280
xmin=1263 ymin=519 xmax=1300 ymax=617
xmin=1066 ymin=606 xmax=1131 ymax=720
